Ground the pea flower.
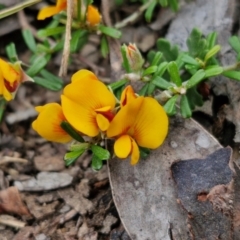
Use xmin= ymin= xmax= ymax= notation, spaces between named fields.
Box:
xmin=32 ymin=103 xmax=72 ymax=143
xmin=107 ymin=88 xmax=168 ymax=165
xmin=61 ymin=70 xmax=116 ymax=137
xmin=37 ymin=0 xmax=67 ymax=20
xmin=0 ymin=59 xmax=32 ymax=101
xmin=120 ymin=85 xmax=137 ymax=107
xmin=37 ymin=0 xmax=101 ymax=27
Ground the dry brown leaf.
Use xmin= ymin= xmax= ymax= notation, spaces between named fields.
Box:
xmin=0 ymin=186 xmax=30 ymax=216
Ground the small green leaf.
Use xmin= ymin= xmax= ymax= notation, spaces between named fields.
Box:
xmin=186 ymin=69 xmax=205 ymax=89
xmin=204 ymin=45 xmax=221 ymax=62
xmin=100 ymin=36 xmax=109 ymax=58
xmin=152 ymin=76 xmax=172 ymax=90
xmin=91 ymin=154 xmax=103 ymax=171
xmin=139 ymin=147 xmax=150 ymax=159
xmin=229 ymin=36 xmax=240 ymax=53
xmin=186 ymin=86 xmax=203 ymax=109
xmin=145 ymin=1 xmax=157 ymax=22
xmin=70 ymin=29 xmax=87 ymax=53
xmin=121 ymin=45 xmax=131 ymax=73
xmin=5 ymin=43 xmax=18 ymax=62
xmin=40 ymin=69 xmax=63 ymax=85
xmin=204 ymin=66 xmax=223 ymax=78
xmin=159 ymin=0 xmax=168 ymax=7
xmin=168 ymin=0 xmax=178 ymax=11
xmin=108 ymin=79 xmax=128 ymax=91
xmin=222 ymin=70 xmax=240 ymax=81
xmin=181 ymin=54 xmax=200 ymax=67
xmin=163 ymin=95 xmax=178 ymax=116
xmin=27 ymin=56 xmax=49 ymax=76
xmin=64 ymin=149 xmax=85 ymax=166
xmin=34 ymin=77 xmax=63 ymax=91
xmin=150 ymin=51 xmax=163 ymax=66
xmin=138 ymin=83 xmax=149 ymax=96
xmin=154 ymin=61 xmax=168 ymax=77
xmin=143 ymin=66 xmax=158 ymax=76
xmin=91 ymin=145 xmax=110 ymax=160
xmin=37 ymin=27 xmax=66 ymax=37
xmin=99 ymin=25 xmax=122 ymax=39
xmin=60 ymin=121 xmax=85 ymax=142
xmin=157 ymin=39 xmax=179 ymax=61
xmin=22 ymin=29 xmax=37 ymax=53
xmin=180 ymin=95 xmax=192 ymax=118
xmin=206 ymin=32 xmax=218 ymax=49
xmin=147 ymin=82 xmax=156 ymax=95
xmin=0 ymin=98 xmax=6 ymax=124
xmin=70 ymin=143 xmax=89 ymax=152
xmin=168 ymin=61 xmax=182 ymax=86
xmin=52 ymin=39 xmax=64 ymax=52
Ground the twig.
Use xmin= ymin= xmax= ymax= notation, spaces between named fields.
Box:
xmin=114 ymin=0 xmax=153 ymax=29
xmin=59 ymin=0 xmax=73 ymax=77
xmin=0 ymin=215 xmax=25 ymax=228
xmin=0 ymin=156 xmax=28 ymax=165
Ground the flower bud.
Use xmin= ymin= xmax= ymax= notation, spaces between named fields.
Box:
xmin=123 ymin=43 xmax=144 ymax=72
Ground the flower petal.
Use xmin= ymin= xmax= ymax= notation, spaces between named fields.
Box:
xmin=63 ymin=77 xmax=115 ymax=111
xmin=96 ymin=114 xmax=110 ymax=131
xmin=0 ymin=59 xmax=20 ymax=83
xmin=130 ymin=138 xmax=140 ymax=165
xmin=107 ymin=97 xmax=144 ymax=138
xmin=132 ymin=97 xmax=168 ymax=149
xmin=114 ymin=134 xmax=132 ymax=158
xmin=37 ymin=6 xmax=64 ymax=20
xmin=120 ymin=85 xmax=136 ymax=107
xmin=71 ymin=69 xmax=98 ymax=83
xmin=86 ymin=5 xmax=101 ymax=26
xmin=32 ymin=103 xmax=72 ymax=143
xmin=61 ymin=95 xmax=99 ymax=137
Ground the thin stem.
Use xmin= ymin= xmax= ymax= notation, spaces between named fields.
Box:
xmin=114 ymin=0 xmax=154 ymax=29
xmin=0 ymin=99 xmax=6 ymax=124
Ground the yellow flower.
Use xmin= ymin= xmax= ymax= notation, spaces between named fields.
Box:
xmin=0 ymin=59 xmax=32 ymax=101
xmin=61 ymin=70 xmax=116 ymax=137
xmin=107 ymin=91 xmax=168 ymax=165
xmin=86 ymin=5 xmax=101 ymax=27
xmin=32 ymin=103 xmax=72 ymax=143
xmin=120 ymin=85 xmax=137 ymax=107
xmin=37 ymin=0 xmax=67 ymax=20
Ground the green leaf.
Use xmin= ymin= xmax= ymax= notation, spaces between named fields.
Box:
xmin=206 ymin=32 xmax=218 ymax=49
xmin=70 ymin=143 xmax=89 ymax=152
xmin=5 ymin=43 xmax=18 ymax=62
xmin=187 ymin=28 xmax=207 ymax=58
xmin=52 ymin=39 xmax=64 ymax=52
xmin=138 ymin=83 xmax=149 ymax=96
xmin=108 ymin=79 xmax=128 ymax=91
xmin=121 ymin=45 xmax=131 ymax=73
xmin=70 ymin=30 xmax=84 ymax=52
xmin=143 ymin=66 xmax=158 ymax=76
xmin=180 ymin=95 xmax=192 ymax=118
xmin=60 ymin=121 xmax=85 ymax=142
xmin=168 ymin=0 xmax=179 ymax=11
xmin=40 ymin=69 xmax=63 ymax=86
xmin=22 ymin=29 xmax=37 ymax=53
xmin=99 ymin=25 xmax=122 ymax=39
xmin=154 ymin=61 xmax=168 ymax=77
xmin=204 ymin=45 xmax=221 ymax=62
xmin=37 ymin=27 xmax=66 ymax=38
xmin=152 ymin=76 xmax=172 ymax=90
xmin=204 ymin=66 xmax=223 ymax=78
xmin=27 ymin=56 xmax=49 ymax=76
xmin=181 ymin=54 xmax=200 ymax=67
xmin=229 ymin=36 xmax=240 ymax=53
xmin=64 ymin=149 xmax=85 ymax=166
xmin=147 ymin=82 xmax=156 ymax=95
xmin=150 ymin=51 xmax=163 ymax=66
xmin=186 ymin=86 xmax=203 ymax=109
xmin=222 ymin=70 xmax=240 ymax=81
xmin=139 ymin=147 xmax=150 ymax=159
xmin=157 ymin=39 xmax=179 ymax=61
xmin=163 ymin=95 xmax=178 ymax=116
xmin=186 ymin=69 xmax=205 ymax=89
xmin=159 ymin=0 xmax=168 ymax=7
xmin=91 ymin=145 xmax=110 ymax=160
xmin=145 ymin=1 xmax=157 ymax=22
xmin=0 ymin=98 xmax=6 ymax=124
xmin=91 ymin=154 xmax=103 ymax=171
xmin=100 ymin=36 xmax=109 ymax=58
xmin=168 ymin=61 xmax=182 ymax=86
xmin=34 ymin=77 xmax=63 ymax=91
